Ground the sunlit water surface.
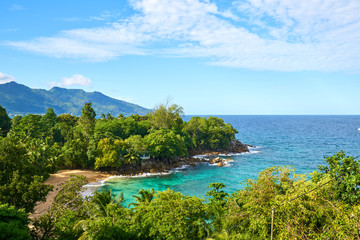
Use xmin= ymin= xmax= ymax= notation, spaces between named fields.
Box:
xmin=91 ymin=116 xmax=360 ymax=206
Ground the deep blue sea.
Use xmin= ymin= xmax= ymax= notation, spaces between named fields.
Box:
xmin=97 ymin=115 xmax=360 ymax=206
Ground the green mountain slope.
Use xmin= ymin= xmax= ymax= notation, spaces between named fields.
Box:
xmin=0 ymin=82 xmax=150 ymax=116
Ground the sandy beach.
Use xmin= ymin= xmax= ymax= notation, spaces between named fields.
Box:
xmin=29 ymin=141 xmax=250 ymax=220
xmin=30 ymin=169 xmax=113 ymax=220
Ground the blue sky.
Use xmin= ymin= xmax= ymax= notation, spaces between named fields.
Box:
xmin=1 ymin=0 xmax=360 ymax=114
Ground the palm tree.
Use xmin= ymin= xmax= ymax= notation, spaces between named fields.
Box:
xmin=128 ymin=188 xmax=155 ymax=207
xmin=74 ymin=190 xmax=125 ymax=239
xmin=92 ymin=189 xmax=123 ymax=216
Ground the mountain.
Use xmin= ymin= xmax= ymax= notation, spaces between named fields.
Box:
xmin=0 ymin=82 xmax=150 ymax=116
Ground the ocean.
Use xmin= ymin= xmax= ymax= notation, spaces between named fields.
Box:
xmin=95 ymin=115 xmax=360 ymax=206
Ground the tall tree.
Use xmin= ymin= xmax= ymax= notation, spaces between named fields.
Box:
xmin=0 ymin=136 xmax=52 ymax=212
xmin=40 ymin=108 xmax=57 ymax=129
xmin=0 ymin=105 xmax=11 ymax=137
xmin=149 ymin=100 xmax=184 ymax=131
xmin=78 ymin=103 xmax=96 ymax=140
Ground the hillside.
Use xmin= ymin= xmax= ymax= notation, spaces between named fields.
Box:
xmin=0 ymin=81 xmax=150 ymax=116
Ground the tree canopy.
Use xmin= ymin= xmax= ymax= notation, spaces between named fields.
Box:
xmin=0 ymin=105 xmax=359 ymax=240
xmin=29 ymin=152 xmax=360 ymax=239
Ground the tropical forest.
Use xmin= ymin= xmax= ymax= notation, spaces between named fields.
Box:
xmin=1 ymin=102 xmax=360 ymax=239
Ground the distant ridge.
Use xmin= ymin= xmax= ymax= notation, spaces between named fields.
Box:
xmin=0 ymin=81 xmax=150 ymax=116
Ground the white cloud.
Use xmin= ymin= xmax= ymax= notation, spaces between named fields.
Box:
xmin=0 ymin=72 xmax=15 ymax=84
xmin=50 ymin=74 xmax=91 ymax=87
xmin=5 ymin=0 xmax=360 ymax=72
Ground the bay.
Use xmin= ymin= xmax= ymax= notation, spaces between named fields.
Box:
xmin=98 ymin=115 xmax=360 ymax=206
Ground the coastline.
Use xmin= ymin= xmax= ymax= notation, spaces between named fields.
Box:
xmin=31 ymin=140 xmax=252 ymax=219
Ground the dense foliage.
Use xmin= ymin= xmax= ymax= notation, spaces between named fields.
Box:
xmin=26 ymin=152 xmax=360 ymax=239
xmin=185 ymin=116 xmax=238 ymax=150
xmin=0 ymin=102 xmax=238 ymax=172
xmin=0 ymin=203 xmax=31 ymax=239
xmin=0 ymin=136 xmax=53 ymax=212
xmin=0 ymin=102 xmax=238 ymax=212
xmin=2 ymin=102 xmax=359 ymax=239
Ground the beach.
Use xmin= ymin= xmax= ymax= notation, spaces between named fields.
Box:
xmin=30 ymin=169 xmax=113 ymax=220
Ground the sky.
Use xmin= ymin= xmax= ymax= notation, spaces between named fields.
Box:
xmin=0 ymin=0 xmax=360 ymax=115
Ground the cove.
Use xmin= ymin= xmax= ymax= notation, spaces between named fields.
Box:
xmin=97 ymin=115 xmax=360 ymax=207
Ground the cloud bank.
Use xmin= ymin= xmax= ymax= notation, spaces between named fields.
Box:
xmin=6 ymin=0 xmax=360 ymax=71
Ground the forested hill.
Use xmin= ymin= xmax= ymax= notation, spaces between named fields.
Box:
xmin=0 ymin=81 xmax=149 ymax=116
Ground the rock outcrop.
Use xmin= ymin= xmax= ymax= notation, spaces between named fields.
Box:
xmin=229 ymin=139 xmax=249 ymax=153
xmin=217 ymin=162 xmax=226 ymax=167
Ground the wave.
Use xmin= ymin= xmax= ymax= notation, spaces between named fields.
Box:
xmin=172 ymin=164 xmax=191 ymax=172
xmin=193 ymin=147 xmax=261 ymax=159
xmin=82 ymin=182 xmax=105 ymax=197
xmin=231 ymin=146 xmax=261 ymax=155
xmin=104 ymin=171 xmax=173 ymax=181
xmin=192 ymin=155 xmax=210 ymax=159
xmin=209 ymin=161 xmax=232 ymax=167
xmin=82 ymin=171 xmax=174 ymax=197
xmin=219 ymin=153 xmax=232 ymax=157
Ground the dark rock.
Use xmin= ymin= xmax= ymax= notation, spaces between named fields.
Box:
xmin=229 ymin=139 xmax=249 ymax=153
xmin=210 ymin=157 xmax=222 ymax=164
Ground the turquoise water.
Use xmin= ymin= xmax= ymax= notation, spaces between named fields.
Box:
xmin=98 ymin=115 xmax=360 ymax=206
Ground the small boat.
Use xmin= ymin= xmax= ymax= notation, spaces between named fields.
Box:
xmin=358 ymin=128 xmax=360 ymax=131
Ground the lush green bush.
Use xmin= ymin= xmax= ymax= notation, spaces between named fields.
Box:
xmin=0 ymin=136 xmax=52 ymax=212
xmin=131 ymin=189 xmax=209 ymax=240
xmin=95 ymin=138 xmax=139 ymax=169
xmin=0 ymin=203 xmax=31 ymax=240
xmin=145 ymin=129 xmax=188 ymax=160
xmin=313 ymin=151 xmax=360 ymax=205
xmin=184 ymin=116 xmax=238 ymax=150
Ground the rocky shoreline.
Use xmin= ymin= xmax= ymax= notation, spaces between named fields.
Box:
xmin=101 ymin=139 xmax=252 ymax=176
xmin=31 ymin=140 xmax=251 ymax=219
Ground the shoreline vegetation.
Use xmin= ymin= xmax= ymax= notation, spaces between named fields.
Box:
xmin=0 ymin=101 xmax=251 ymax=217
xmin=102 ymin=139 xmax=251 ymax=176
xmin=30 ymin=143 xmax=251 ymax=221
xmin=4 ymin=103 xmax=360 ymax=239
xmin=32 ymin=140 xmax=251 ymax=218
xmin=27 ymin=152 xmax=360 ymax=240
